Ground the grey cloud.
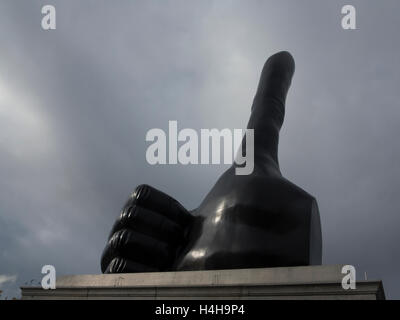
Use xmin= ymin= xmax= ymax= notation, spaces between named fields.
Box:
xmin=0 ymin=0 xmax=399 ymax=298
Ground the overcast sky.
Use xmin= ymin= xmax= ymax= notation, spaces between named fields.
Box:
xmin=0 ymin=0 xmax=399 ymax=299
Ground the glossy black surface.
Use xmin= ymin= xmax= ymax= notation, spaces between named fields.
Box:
xmin=101 ymin=51 xmax=322 ymax=274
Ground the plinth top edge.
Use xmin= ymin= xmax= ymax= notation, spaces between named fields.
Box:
xmin=43 ymin=264 xmax=361 ymax=288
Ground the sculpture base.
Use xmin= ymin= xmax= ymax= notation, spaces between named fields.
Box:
xmin=21 ymin=265 xmax=385 ymax=300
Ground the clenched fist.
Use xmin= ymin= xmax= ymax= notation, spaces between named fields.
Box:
xmin=101 ymin=51 xmax=322 ymax=273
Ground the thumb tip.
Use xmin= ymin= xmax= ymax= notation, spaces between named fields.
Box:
xmin=264 ymin=51 xmax=295 ymax=78
xmin=273 ymin=50 xmax=295 ymax=62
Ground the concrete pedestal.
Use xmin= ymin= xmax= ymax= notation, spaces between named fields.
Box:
xmin=21 ymin=265 xmax=385 ymax=300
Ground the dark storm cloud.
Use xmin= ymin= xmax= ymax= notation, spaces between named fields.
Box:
xmin=0 ymin=0 xmax=399 ymax=298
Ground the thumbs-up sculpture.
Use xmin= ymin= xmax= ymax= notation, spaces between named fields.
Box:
xmin=101 ymin=51 xmax=322 ymax=273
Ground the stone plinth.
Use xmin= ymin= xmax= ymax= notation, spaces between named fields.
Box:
xmin=21 ymin=265 xmax=385 ymax=300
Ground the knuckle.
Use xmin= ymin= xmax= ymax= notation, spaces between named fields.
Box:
xmin=131 ymin=184 xmax=151 ymax=204
xmin=107 ymin=257 xmax=126 ymax=273
xmin=109 ymin=229 xmax=130 ymax=251
xmin=119 ymin=204 xmax=138 ymax=223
